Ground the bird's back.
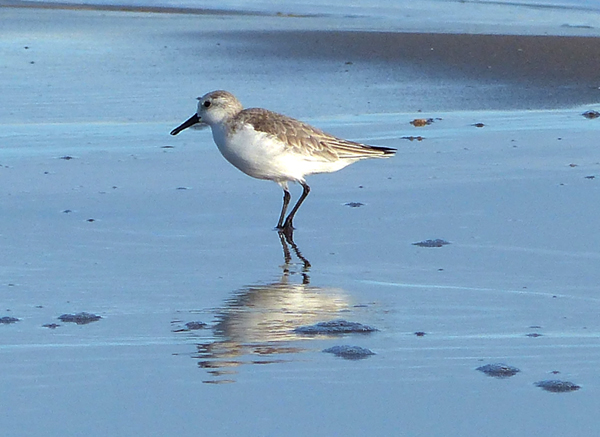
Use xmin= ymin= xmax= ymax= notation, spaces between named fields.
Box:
xmin=233 ymin=108 xmax=396 ymax=162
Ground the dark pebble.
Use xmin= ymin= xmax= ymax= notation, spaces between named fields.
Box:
xmin=0 ymin=316 xmax=20 ymax=324
xmin=322 ymin=345 xmax=375 ymax=360
xmin=172 ymin=321 xmax=208 ymax=332
xmin=472 ymin=122 xmax=485 ymax=127
xmin=59 ymin=156 xmax=74 ymax=160
xmin=401 ymin=136 xmax=424 ymax=141
xmin=414 ymin=331 xmax=426 ymax=337
xmin=582 ymin=110 xmax=600 ymax=119
xmin=477 ymin=363 xmax=520 ymax=378
xmin=58 ymin=312 xmax=102 ymax=325
xmin=42 ymin=323 xmax=60 ymax=329
xmin=526 ymin=333 xmax=543 ymax=337
xmin=412 ymin=239 xmax=451 ymax=248
xmin=294 ymin=319 xmax=378 ymax=335
xmin=345 ymin=202 xmax=364 ymax=208
xmin=185 ymin=321 xmax=207 ymax=330
xmin=535 ymin=380 xmax=580 ymax=393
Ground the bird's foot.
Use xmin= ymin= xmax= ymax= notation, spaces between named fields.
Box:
xmin=276 ymin=222 xmax=295 ymax=240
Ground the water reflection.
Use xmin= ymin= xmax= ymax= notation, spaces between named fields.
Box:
xmin=185 ymin=229 xmax=351 ymax=384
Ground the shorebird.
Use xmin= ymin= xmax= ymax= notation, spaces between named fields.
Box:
xmin=170 ymin=90 xmax=396 ymax=231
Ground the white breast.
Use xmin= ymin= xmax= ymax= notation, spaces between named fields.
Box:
xmin=211 ymin=124 xmax=292 ymax=181
xmin=210 ymin=123 xmax=355 ymax=183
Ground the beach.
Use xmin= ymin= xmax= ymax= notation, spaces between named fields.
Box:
xmin=1 ymin=2 xmax=600 ymax=436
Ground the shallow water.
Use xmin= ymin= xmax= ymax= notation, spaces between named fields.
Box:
xmin=2 ymin=4 xmax=600 ymax=437
xmin=8 ymin=0 xmax=600 ymax=15
xmin=3 ymin=104 xmax=599 ymax=435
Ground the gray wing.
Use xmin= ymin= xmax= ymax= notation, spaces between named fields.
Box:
xmin=237 ymin=108 xmax=395 ymax=161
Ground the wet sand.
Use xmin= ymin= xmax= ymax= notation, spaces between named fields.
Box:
xmin=224 ymin=30 xmax=600 ymax=83
xmin=1 ymin=4 xmax=600 ymax=437
xmin=211 ymin=30 xmax=600 ymax=110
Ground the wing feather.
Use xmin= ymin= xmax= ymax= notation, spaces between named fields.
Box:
xmin=234 ymin=108 xmax=395 ymax=162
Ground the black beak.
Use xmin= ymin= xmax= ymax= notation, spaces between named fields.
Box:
xmin=170 ymin=114 xmax=200 ymax=136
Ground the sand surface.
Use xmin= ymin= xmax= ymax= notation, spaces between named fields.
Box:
xmin=1 ymin=3 xmax=600 ymax=436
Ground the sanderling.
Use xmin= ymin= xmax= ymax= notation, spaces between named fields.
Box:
xmin=170 ymin=90 xmax=396 ymax=231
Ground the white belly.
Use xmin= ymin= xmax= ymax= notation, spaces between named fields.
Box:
xmin=211 ymin=124 xmax=348 ymax=183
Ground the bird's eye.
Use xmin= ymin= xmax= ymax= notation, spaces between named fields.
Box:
xmin=203 ymin=101 xmax=211 ymax=108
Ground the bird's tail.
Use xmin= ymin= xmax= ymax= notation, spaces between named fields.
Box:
xmin=368 ymin=145 xmax=396 ymax=157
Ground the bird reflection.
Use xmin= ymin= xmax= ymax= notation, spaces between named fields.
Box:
xmin=278 ymin=227 xmax=310 ymax=282
xmin=184 ymin=229 xmax=350 ymax=384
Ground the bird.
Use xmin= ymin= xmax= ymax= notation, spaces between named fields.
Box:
xmin=170 ymin=90 xmax=396 ymax=231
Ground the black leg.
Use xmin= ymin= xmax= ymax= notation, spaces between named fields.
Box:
xmin=283 ymin=182 xmax=310 ymax=230
xmin=276 ymin=188 xmax=291 ymax=229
